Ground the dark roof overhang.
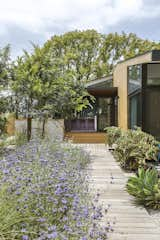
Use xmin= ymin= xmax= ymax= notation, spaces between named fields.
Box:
xmin=87 ymin=87 xmax=118 ymax=97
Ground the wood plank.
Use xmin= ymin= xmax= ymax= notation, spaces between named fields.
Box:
xmin=64 ymin=132 xmax=107 ymax=143
xmin=75 ymin=144 xmax=160 ymax=240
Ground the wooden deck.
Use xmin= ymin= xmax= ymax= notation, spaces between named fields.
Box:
xmin=64 ymin=132 xmax=106 ymax=143
xmin=76 ymin=144 xmax=160 ymax=240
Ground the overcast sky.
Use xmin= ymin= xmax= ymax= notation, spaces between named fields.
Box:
xmin=0 ymin=0 xmax=160 ymax=58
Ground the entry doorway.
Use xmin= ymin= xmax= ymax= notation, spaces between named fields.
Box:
xmin=98 ymin=97 xmax=116 ymax=131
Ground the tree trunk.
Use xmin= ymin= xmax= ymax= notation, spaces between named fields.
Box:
xmin=27 ymin=117 xmax=32 ymax=141
xmin=42 ymin=118 xmax=46 ymax=138
xmin=15 ymin=110 xmax=18 ymax=119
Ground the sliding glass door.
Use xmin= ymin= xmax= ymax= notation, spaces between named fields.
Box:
xmin=129 ymin=93 xmax=142 ymax=129
xmin=98 ymin=97 xmax=116 ymax=131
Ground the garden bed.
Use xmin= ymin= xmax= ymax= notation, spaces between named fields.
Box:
xmin=105 ymin=127 xmax=160 ymax=172
xmin=105 ymin=127 xmax=160 ymax=210
xmin=0 ymin=139 xmax=109 ymax=239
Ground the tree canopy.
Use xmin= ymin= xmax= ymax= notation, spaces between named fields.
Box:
xmin=2 ymin=30 xmax=160 ymax=118
xmin=12 ymin=44 xmax=91 ymax=119
xmin=44 ymin=30 xmax=160 ymax=81
xmin=0 ymin=45 xmax=11 ymax=88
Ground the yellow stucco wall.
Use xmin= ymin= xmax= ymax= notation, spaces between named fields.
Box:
xmin=6 ymin=114 xmax=15 ymax=136
xmin=113 ymin=52 xmax=152 ymax=130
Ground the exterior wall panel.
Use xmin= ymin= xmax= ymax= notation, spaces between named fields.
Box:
xmin=113 ymin=52 xmax=152 ymax=130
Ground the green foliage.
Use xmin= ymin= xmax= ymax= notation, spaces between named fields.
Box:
xmin=0 ymin=185 xmax=26 ymax=239
xmin=105 ymin=126 xmax=122 ymax=147
xmin=0 ymin=98 xmax=7 ymax=113
xmin=15 ymin=131 xmax=27 ymax=146
xmin=101 ymin=32 xmax=160 ymax=71
xmin=0 ymin=45 xmax=10 ymax=87
xmin=12 ymin=44 xmax=91 ymax=121
xmin=0 ymin=115 xmax=7 ymax=135
xmin=0 ymin=140 xmax=108 ymax=239
xmin=44 ymin=30 xmax=106 ymax=81
xmin=127 ymin=168 xmax=160 ymax=209
xmin=106 ymin=127 xmax=159 ymax=171
xmin=0 ymin=139 xmax=5 ymax=155
xmin=45 ymin=31 xmax=160 ymax=80
xmin=10 ymin=30 xmax=160 ymax=126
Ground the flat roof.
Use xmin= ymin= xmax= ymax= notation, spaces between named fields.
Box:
xmin=116 ymin=49 xmax=160 ymax=65
xmin=86 ymin=75 xmax=113 ymax=88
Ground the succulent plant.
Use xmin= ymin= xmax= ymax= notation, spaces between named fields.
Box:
xmin=127 ymin=168 xmax=160 ymax=209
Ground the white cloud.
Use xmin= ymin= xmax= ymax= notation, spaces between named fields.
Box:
xmin=0 ymin=0 xmax=159 ymax=37
xmin=0 ymin=0 xmax=159 ymax=57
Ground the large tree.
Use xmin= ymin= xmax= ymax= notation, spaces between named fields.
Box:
xmin=44 ymin=30 xmax=160 ymax=79
xmin=101 ymin=32 xmax=160 ymax=70
xmin=44 ymin=30 xmax=106 ymax=81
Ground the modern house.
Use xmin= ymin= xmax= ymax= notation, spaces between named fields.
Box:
xmin=65 ymin=50 xmax=160 ymax=143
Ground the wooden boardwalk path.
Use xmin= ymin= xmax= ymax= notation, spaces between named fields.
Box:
xmin=77 ymin=144 xmax=160 ymax=240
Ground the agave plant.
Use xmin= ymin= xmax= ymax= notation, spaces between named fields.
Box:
xmin=127 ymin=168 xmax=160 ymax=209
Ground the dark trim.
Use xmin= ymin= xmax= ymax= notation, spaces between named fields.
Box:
xmin=142 ymin=63 xmax=147 ymax=132
xmin=152 ymin=50 xmax=160 ymax=61
xmin=128 ymin=89 xmax=141 ymax=98
xmin=87 ymin=88 xmax=118 ymax=97
xmin=127 ymin=66 xmax=129 ymax=129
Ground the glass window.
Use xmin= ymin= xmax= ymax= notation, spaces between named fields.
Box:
xmin=98 ymin=97 xmax=114 ymax=131
xmin=147 ymin=64 xmax=160 ymax=86
xmin=129 ymin=93 xmax=142 ymax=129
xmin=128 ymin=65 xmax=142 ymax=95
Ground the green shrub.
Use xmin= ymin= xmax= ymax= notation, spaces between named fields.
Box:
xmin=106 ymin=127 xmax=159 ymax=171
xmin=0 ymin=185 xmax=26 ymax=239
xmin=15 ymin=131 xmax=27 ymax=146
xmin=0 ymin=116 xmax=7 ymax=135
xmin=127 ymin=168 xmax=160 ymax=209
xmin=114 ymin=132 xmax=145 ymax=170
xmin=105 ymin=126 xmax=122 ymax=147
xmin=0 ymin=139 xmax=5 ymax=155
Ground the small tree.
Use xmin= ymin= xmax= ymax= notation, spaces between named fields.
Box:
xmin=12 ymin=52 xmax=42 ymax=140
xmin=12 ymin=45 xmax=91 ymax=140
xmin=0 ymin=45 xmax=10 ymax=88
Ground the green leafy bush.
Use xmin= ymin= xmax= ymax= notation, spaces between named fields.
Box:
xmin=114 ymin=132 xmax=145 ymax=170
xmin=0 ymin=139 xmax=5 ymax=155
xmin=0 ymin=116 xmax=7 ymax=135
xmin=106 ymin=127 xmax=159 ymax=171
xmin=105 ymin=126 xmax=122 ymax=147
xmin=15 ymin=131 xmax=27 ymax=146
xmin=127 ymin=168 xmax=160 ymax=209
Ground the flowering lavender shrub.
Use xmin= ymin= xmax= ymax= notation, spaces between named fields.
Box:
xmin=0 ymin=140 xmax=110 ymax=239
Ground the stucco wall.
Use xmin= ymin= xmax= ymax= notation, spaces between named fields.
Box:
xmin=113 ymin=52 xmax=152 ymax=130
xmin=15 ymin=119 xmax=27 ymax=133
xmin=43 ymin=119 xmax=64 ymax=141
xmin=15 ymin=119 xmax=64 ymax=141
xmin=6 ymin=114 xmax=15 ymax=136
